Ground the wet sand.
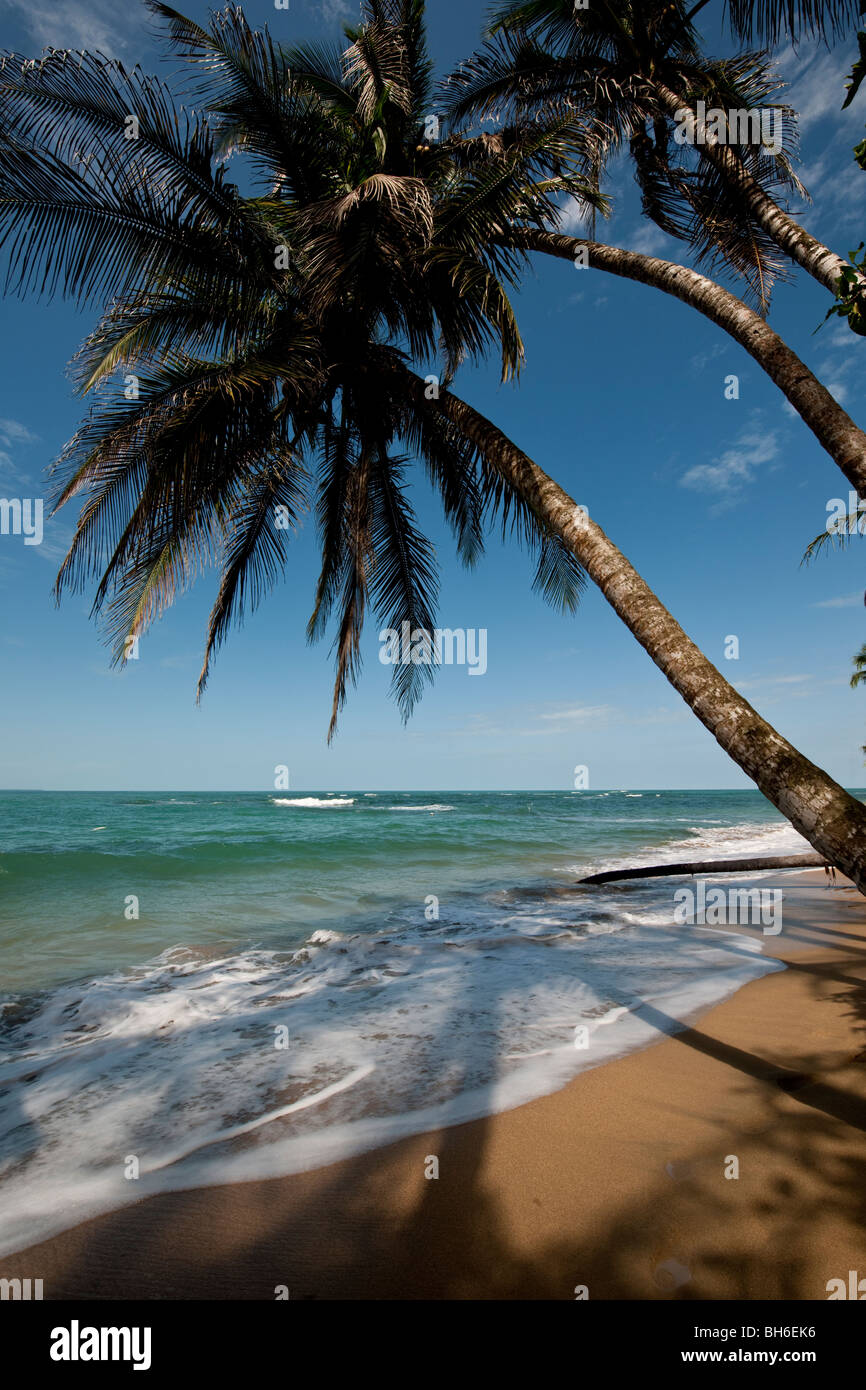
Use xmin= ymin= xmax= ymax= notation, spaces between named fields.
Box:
xmin=2 ymin=869 xmax=865 ymax=1300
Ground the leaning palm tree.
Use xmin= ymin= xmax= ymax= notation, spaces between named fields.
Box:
xmin=1 ymin=2 xmax=865 ymax=888
xmin=449 ymin=1 xmax=866 ymax=308
xmin=441 ymin=10 xmax=866 ymax=493
xmin=437 ymin=5 xmax=866 ymax=493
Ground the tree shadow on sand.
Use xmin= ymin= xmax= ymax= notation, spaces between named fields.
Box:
xmin=3 ymin=885 xmax=866 ymax=1300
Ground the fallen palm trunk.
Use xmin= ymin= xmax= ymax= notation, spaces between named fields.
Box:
xmin=579 ymin=854 xmax=826 ymax=885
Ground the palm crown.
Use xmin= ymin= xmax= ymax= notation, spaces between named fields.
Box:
xmin=447 ymin=0 xmax=807 ymax=310
xmin=0 ymin=0 xmax=599 ymax=736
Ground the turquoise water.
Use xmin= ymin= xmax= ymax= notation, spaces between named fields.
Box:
xmin=0 ymin=787 xmax=814 ymax=993
xmin=0 ymin=788 xmax=838 ymax=1254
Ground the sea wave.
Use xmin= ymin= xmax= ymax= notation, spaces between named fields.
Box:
xmin=271 ymin=797 xmax=356 ymax=808
xmin=0 ymin=885 xmax=781 ymax=1257
xmin=568 ymin=817 xmax=811 ymax=881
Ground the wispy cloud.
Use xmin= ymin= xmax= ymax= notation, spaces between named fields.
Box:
xmin=679 ymin=426 xmax=779 ymax=498
xmin=314 ymin=0 xmax=354 ymax=26
xmin=0 ymin=0 xmax=143 ymax=55
xmin=159 ymin=653 xmax=199 ymax=669
xmin=626 ymin=222 xmax=671 ymax=257
xmin=826 ymin=380 xmax=849 ymax=403
xmin=31 ymin=521 xmax=74 ymax=566
xmin=823 ymin=322 xmax=866 ymax=353
xmin=0 ymin=418 xmax=37 ymax=449
xmin=811 ymin=592 xmax=863 ymax=609
xmin=427 ymin=703 xmax=615 ymax=741
xmin=0 ymin=418 xmax=39 ymax=485
xmin=690 ymin=341 xmax=729 ymax=375
xmin=734 ymin=673 xmax=812 ymax=690
xmin=774 ymin=43 xmax=865 ymax=137
xmin=559 ymin=196 xmax=592 ymax=235
xmin=538 ymin=704 xmax=612 ymax=726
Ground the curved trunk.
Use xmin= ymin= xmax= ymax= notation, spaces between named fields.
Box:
xmin=502 ymin=227 xmax=866 ymax=498
xmin=654 ymin=81 xmax=866 ymax=300
xmin=407 ymin=372 xmax=866 ymax=893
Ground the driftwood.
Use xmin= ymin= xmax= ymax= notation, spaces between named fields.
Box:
xmin=579 ymin=853 xmax=826 ymax=885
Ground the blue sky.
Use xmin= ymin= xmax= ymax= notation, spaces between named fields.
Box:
xmin=0 ymin=0 xmax=864 ymax=791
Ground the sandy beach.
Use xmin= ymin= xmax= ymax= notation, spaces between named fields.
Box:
xmin=1 ymin=868 xmax=864 ymax=1301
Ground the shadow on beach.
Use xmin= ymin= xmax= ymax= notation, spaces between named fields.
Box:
xmin=2 ymin=879 xmax=866 ymax=1300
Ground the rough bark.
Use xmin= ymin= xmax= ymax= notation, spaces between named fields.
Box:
xmin=407 ymin=372 xmax=866 ymax=894
xmin=501 ymin=227 xmax=866 ymax=498
xmin=653 ymin=81 xmax=866 ymax=301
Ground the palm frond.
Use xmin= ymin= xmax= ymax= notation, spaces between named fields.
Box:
xmin=726 ymin=0 xmax=862 ymax=43
xmin=802 ymin=512 xmax=865 ymax=562
xmin=198 ymin=447 xmax=308 ymax=695
xmin=367 ymin=447 xmax=439 ymax=720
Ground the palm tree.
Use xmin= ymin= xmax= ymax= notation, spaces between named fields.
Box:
xmin=0 ymin=0 xmax=599 ymax=739
xmin=2 ymin=1 xmax=865 ymax=887
xmin=449 ymin=2 xmax=866 ymax=306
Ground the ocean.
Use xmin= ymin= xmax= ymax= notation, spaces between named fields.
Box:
xmin=0 ymin=788 xmax=831 ymax=1256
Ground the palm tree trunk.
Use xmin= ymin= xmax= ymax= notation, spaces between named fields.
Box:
xmin=406 ymin=371 xmax=866 ymax=893
xmin=654 ymin=81 xmax=866 ymax=300
xmin=501 ymin=227 xmax=866 ymax=498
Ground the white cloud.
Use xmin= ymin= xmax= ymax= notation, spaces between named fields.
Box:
xmin=796 ymin=154 xmax=830 ymax=199
xmin=0 ymin=418 xmax=37 ymax=449
xmin=435 ymin=703 xmax=614 ymax=740
xmin=559 ymin=196 xmax=593 ymax=235
xmin=315 ymin=0 xmax=354 ymax=25
xmin=690 ymin=342 xmax=728 ymax=374
xmin=538 ymin=705 xmax=612 ymax=724
xmin=733 ymin=673 xmax=812 ymax=691
xmin=680 ymin=428 xmax=779 ymax=496
xmin=824 ymin=322 xmax=866 ymax=351
xmin=0 ymin=0 xmax=142 ymax=54
xmin=0 ymin=418 xmax=38 ymax=484
xmin=811 ymin=592 xmax=863 ymax=608
xmin=627 ymin=222 xmax=671 ymax=257
xmin=774 ymin=43 xmax=865 ymax=137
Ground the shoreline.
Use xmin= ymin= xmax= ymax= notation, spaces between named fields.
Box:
xmin=3 ymin=869 xmax=865 ymax=1299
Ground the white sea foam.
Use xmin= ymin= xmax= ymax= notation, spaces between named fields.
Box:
xmin=570 ymin=817 xmax=811 ymax=882
xmin=0 ymin=884 xmax=782 ymax=1257
xmin=271 ymin=797 xmax=356 ymax=808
